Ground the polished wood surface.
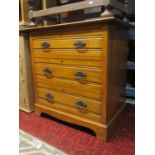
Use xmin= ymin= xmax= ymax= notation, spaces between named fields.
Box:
xmin=32 ymin=37 xmax=103 ymax=49
xmin=34 ymin=57 xmax=102 ymax=67
xmin=29 ymin=19 xmax=128 ymax=141
xmin=35 ymin=103 xmax=107 ymax=140
xmin=37 ymin=98 xmax=102 ymax=123
xmin=106 ymin=25 xmax=128 ymax=122
xmin=20 ymin=17 xmax=131 ymax=32
xmin=35 ymin=63 xmax=102 ymax=83
xmin=36 ymin=76 xmax=102 ymax=100
xmin=37 ymin=87 xmax=101 ymax=114
xmin=33 ymin=49 xmax=103 ymax=60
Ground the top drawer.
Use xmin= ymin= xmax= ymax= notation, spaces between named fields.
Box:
xmin=32 ymin=37 xmax=103 ymax=49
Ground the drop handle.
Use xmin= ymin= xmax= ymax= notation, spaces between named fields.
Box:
xmin=74 ymin=72 xmax=87 ymax=79
xmin=41 ymin=41 xmax=50 ymax=49
xmin=45 ymin=93 xmax=54 ymax=103
xmin=74 ymin=40 xmax=86 ymax=48
xmin=76 ymin=101 xmax=87 ymax=109
xmin=43 ymin=68 xmax=52 ymax=78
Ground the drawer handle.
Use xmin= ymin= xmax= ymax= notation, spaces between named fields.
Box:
xmin=74 ymin=40 xmax=86 ymax=48
xmin=41 ymin=42 xmax=50 ymax=49
xmin=43 ymin=68 xmax=52 ymax=78
xmin=45 ymin=93 xmax=54 ymax=103
xmin=76 ymin=101 xmax=87 ymax=108
xmin=74 ymin=72 xmax=87 ymax=80
xmin=76 ymin=101 xmax=87 ymax=113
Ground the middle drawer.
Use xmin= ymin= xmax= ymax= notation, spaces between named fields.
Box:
xmin=35 ymin=63 xmax=102 ymax=83
xmin=36 ymin=75 xmax=102 ymax=100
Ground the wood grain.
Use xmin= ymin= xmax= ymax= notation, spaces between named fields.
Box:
xmin=33 ymin=49 xmax=103 ymax=61
xmin=19 ymin=33 xmax=34 ymax=112
xmin=29 ymin=19 xmax=129 ymax=141
xmin=35 ymin=103 xmax=107 ymax=141
xmin=34 ymin=57 xmax=102 ymax=67
xmin=35 ymin=63 xmax=102 ymax=83
xmin=37 ymin=98 xmax=102 ymax=123
xmin=37 ymin=87 xmax=102 ymax=114
xmin=36 ymin=75 xmax=102 ymax=100
xmin=20 ymin=17 xmax=131 ymax=32
xmin=106 ymin=24 xmax=128 ymax=122
xmin=19 ymin=0 xmax=30 ymax=26
xmin=32 ymin=37 xmax=103 ymax=49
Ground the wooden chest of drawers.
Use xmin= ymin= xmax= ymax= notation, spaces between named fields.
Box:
xmin=29 ymin=18 xmax=128 ymax=141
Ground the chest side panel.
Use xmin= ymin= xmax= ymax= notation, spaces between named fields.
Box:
xmin=106 ymin=25 xmax=128 ymax=123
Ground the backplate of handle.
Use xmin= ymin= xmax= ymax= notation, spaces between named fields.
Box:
xmin=74 ymin=40 xmax=86 ymax=48
xmin=45 ymin=93 xmax=54 ymax=103
xmin=43 ymin=68 xmax=52 ymax=78
xmin=76 ymin=101 xmax=87 ymax=109
xmin=74 ymin=72 xmax=87 ymax=79
xmin=41 ymin=42 xmax=50 ymax=49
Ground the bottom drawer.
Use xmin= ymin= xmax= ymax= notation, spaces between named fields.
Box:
xmin=36 ymin=98 xmax=101 ymax=123
xmin=37 ymin=87 xmax=101 ymax=114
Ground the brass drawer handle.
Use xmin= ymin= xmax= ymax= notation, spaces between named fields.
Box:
xmin=74 ymin=72 xmax=87 ymax=80
xmin=45 ymin=93 xmax=54 ymax=103
xmin=43 ymin=68 xmax=52 ymax=78
xmin=41 ymin=42 xmax=50 ymax=49
xmin=74 ymin=40 xmax=86 ymax=48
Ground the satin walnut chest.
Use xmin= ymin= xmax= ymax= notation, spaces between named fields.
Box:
xmin=29 ymin=18 xmax=128 ymax=141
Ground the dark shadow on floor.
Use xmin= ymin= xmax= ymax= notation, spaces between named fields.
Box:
xmin=41 ymin=113 xmax=96 ymax=137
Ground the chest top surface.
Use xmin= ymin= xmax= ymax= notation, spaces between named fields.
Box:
xmin=20 ymin=17 xmax=130 ymax=33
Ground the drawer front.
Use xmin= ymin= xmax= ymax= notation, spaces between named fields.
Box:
xmin=32 ymin=37 xmax=102 ymax=49
xmin=37 ymin=87 xmax=101 ymax=114
xmin=36 ymin=75 xmax=102 ymax=100
xmin=35 ymin=63 xmax=102 ymax=83
xmin=33 ymin=49 xmax=102 ymax=61
xmin=37 ymin=98 xmax=101 ymax=123
xmin=34 ymin=57 xmax=102 ymax=67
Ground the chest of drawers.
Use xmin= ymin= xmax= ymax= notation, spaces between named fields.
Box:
xmin=29 ymin=18 xmax=128 ymax=141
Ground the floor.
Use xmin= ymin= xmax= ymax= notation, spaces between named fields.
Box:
xmin=19 ymin=105 xmax=135 ymax=155
xmin=20 ymin=129 xmax=67 ymax=155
